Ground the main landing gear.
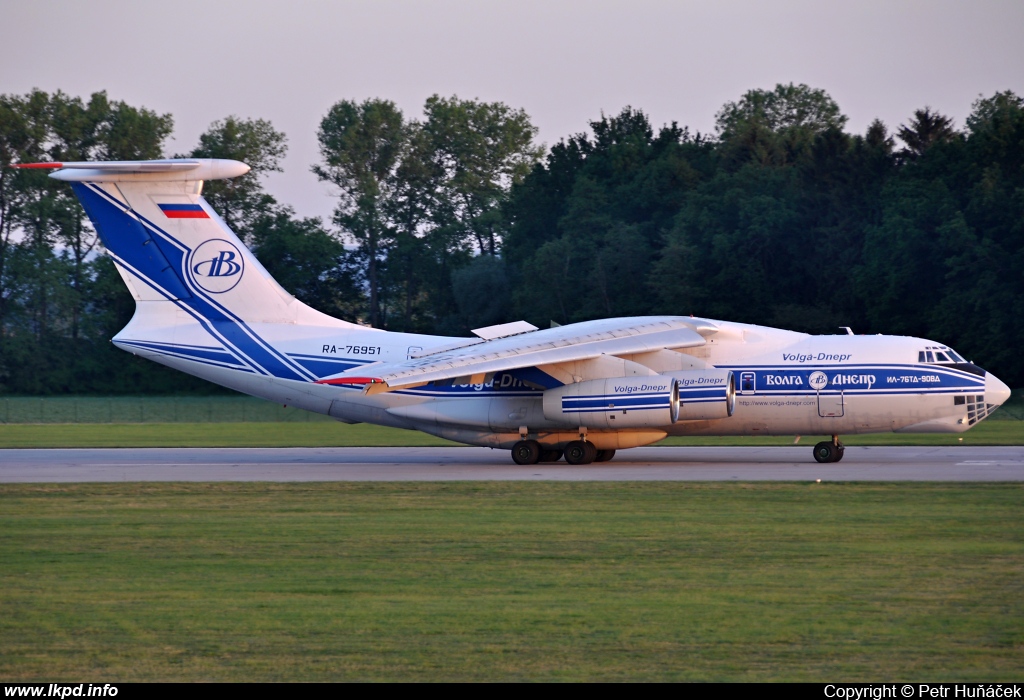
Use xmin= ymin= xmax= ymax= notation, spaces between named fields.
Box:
xmin=510 ymin=440 xmax=615 ymax=465
xmin=813 ymin=435 xmax=845 ymax=463
xmin=511 ymin=440 xmax=542 ymax=465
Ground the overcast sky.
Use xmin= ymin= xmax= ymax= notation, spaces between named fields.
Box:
xmin=3 ymin=0 xmax=1023 ymax=222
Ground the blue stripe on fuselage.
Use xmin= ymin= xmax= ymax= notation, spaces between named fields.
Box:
xmin=723 ymin=364 xmax=984 ymax=394
xmin=118 ymin=340 xmax=247 ymax=367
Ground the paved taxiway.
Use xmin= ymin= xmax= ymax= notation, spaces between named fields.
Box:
xmin=0 ymin=446 xmax=1021 ymax=482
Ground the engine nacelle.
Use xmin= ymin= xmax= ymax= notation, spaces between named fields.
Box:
xmin=543 ymin=376 xmax=679 ymax=429
xmin=665 ymin=369 xmax=735 ymax=420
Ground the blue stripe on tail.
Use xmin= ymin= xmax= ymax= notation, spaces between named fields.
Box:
xmin=73 ymin=183 xmax=313 ymax=382
xmin=74 ymin=183 xmax=192 ymax=299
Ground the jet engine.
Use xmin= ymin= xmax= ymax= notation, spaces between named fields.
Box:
xmin=542 ymin=376 xmax=679 ymax=429
xmin=542 ymin=369 xmax=735 ymax=429
xmin=665 ymin=369 xmax=735 ymax=420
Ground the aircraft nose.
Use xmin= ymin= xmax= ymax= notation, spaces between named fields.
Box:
xmin=985 ymin=371 xmax=1011 ymax=407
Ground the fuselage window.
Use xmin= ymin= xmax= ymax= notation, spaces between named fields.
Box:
xmin=935 ymin=352 xmax=950 ymax=362
xmin=926 ymin=351 xmax=935 ymax=363
xmin=918 ymin=351 xmax=926 ymax=362
xmin=948 ymin=349 xmax=966 ymax=362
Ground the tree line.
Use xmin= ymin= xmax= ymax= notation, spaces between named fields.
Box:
xmin=1 ymin=84 xmax=1022 ymax=394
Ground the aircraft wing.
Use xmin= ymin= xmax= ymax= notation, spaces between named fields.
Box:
xmin=317 ymin=316 xmax=715 ymax=393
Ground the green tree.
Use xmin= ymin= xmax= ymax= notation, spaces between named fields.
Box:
xmin=99 ymin=98 xmax=174 ymax=160
xmin=314 ymin=99 xmax=407 ymax=328
xmin=506 ymin=108 xmax=709 ymax=325
xmin=249 ymin=207 xmax=364 ymax=321
xmin=0 ymin=90 xmax=48 ymax=345
xmin=716 ymin=83 xmax=847 ymax=137
xmin=422 ymin=95 xmax=543 ymax=255
xmin=502 ymin=136 xmax=591 ymax=271
xmin=184 ymin=116 xmax=286 ymax=239
xmin=715 ymin=83 xmax=847 ymax=168
xmin=380 ymin=121 xmax=445 ymax=332
xmin=896 ymin=107 xmax=957 ymax=160
xmin=0 ymin=89 xmax=174 ymax=394
xmin=448 ymin=254 xmax=511 ymax=332
xmin=314 ymin=95 xmax=541 ymax=329
xmin=182 ymin=115 xmax=366 ymax=320
xmin=932 ymin=92 xmax=1024 ymax=384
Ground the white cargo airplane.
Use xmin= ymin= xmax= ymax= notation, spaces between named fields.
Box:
xmin=22 ymin=158 xmax=1011 ymax=464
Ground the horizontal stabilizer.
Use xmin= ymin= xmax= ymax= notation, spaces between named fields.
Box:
xmin=13 ymin=159 xmax=249 ymax=182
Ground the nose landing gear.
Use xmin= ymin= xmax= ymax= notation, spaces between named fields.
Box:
xmin=813 ymin=435 xmax=845 ymax=463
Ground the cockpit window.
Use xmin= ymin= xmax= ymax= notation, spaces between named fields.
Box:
xmin=919 ymin=347 xmax=968 ymax=364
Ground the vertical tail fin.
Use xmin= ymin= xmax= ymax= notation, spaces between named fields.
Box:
xmin=51 ymin=159 xmax=301 ymax=322
xmin=35 ymin=159 xmax=361 ymax=383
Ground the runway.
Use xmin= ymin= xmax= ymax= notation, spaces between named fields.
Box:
xmin=0 ymin=445 xmax=1022 ymax=482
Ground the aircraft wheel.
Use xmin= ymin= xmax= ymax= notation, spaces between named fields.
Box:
xmin=511 ymin=440 xmax=542 ymax=465
xmin=539 ymin=449 xmax=563 ymax=462
xmin=564 ymin=440 xmax=597 ymax=465
xmin=594 ymin=449 xmax=616 ymax=462
xmin=812 ymin=441 xmax=837 ymax=464
xmin=833 ymin=445 xmax=845 ymax=462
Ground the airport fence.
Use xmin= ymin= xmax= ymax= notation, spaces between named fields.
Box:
xmin=0 ymin=396 xmax=335 ymax=424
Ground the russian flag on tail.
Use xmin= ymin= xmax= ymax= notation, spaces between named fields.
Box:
xmin=158 ymin=203 xmax=209 ymax=219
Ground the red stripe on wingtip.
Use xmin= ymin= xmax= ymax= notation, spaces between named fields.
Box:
xmin=11 ymin=162 xmax=64 ymax=169
xmin=314 ymin=377 xmax=382 ymax=386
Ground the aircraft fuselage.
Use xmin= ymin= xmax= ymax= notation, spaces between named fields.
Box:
xmin=115 ymin=315 xmax=1006 ymax=450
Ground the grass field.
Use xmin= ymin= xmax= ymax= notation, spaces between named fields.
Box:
xmin=0 ymin=482 xmax=1021 ymax=681
xmin=0 ymin=396 xmax=336 ymax=424
xmin=0 ymin=421 xmax=456 ymax=448
xmin=0 ymin=417 xmax=1022 ymax=448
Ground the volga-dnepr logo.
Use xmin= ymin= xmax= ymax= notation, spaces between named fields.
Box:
xmin=808 ymin=371 xmax=829 ymax=391
xmin=189 ymin=239 xmax=244 ymax=294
